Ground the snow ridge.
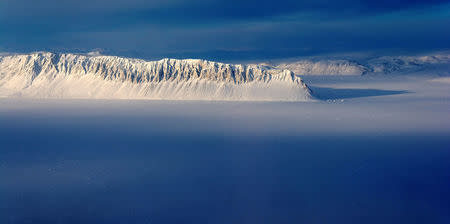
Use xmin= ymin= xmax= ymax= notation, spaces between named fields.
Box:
xmin=0 ymin=52 xmax=313 ymax=101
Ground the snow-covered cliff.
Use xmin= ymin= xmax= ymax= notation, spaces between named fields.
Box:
xmin=0 ymin=52 xmax=314 ymax=101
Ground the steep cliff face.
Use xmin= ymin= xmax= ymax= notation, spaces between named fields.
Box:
xmin=0 ymin=52 xmax=314 ymax=101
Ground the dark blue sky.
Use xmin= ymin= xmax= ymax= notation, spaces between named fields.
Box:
xmin=0 ymin=0 xmax=449 ymax=61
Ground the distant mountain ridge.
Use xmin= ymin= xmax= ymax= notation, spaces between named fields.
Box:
xmin=0 ymin=52 xmax=313 ymax=101
xmin=269 ymin=54 xmax=450 ymax=76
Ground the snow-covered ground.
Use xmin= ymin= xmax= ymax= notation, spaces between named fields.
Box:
xmin=1 ymin=55 xmax=449 ymax=223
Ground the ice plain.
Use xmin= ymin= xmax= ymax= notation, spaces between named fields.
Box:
xmin=1 ymin=54 xmax=450 ymax=224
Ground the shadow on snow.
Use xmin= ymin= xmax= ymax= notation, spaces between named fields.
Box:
xmin=309 ymin=86 xmax=411 ymax=100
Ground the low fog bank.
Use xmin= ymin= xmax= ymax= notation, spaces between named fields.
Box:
xmin=0 ymin=99 xmax=448 ymax=137
xmin=1 ymin=75 xmax=449 ymax=137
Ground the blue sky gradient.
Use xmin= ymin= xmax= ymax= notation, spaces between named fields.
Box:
xmin=0 ymin=0 xmax=449 ymax=61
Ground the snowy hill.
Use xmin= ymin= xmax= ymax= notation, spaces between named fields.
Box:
xmin=275 ymin=60 xmax=369 ymax=76
xmin=367 ymin=55 xmax=450 ymax=75
xmin=0 ymin=52 xmax=313 ymax=101
xmin=269 ymin=54 xmax=450 ymax=76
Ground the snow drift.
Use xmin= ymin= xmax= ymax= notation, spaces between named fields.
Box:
xmin=0 ymin=52 xmax=314 ymax=101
